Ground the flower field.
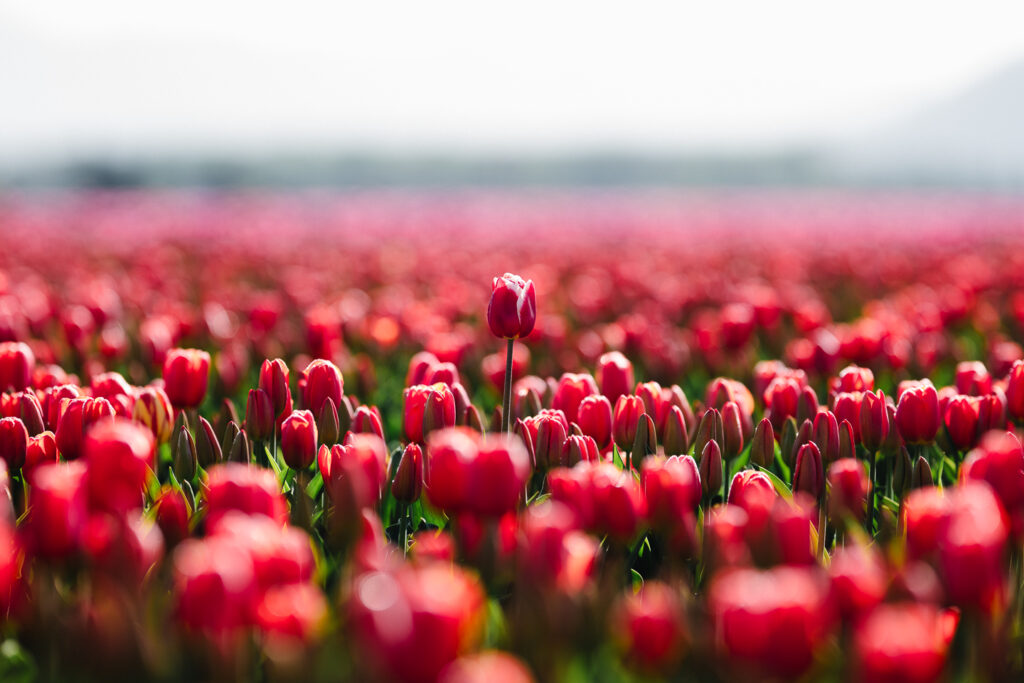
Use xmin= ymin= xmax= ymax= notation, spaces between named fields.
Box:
xmin=1 ymin=190 xmax=1024 ymax=682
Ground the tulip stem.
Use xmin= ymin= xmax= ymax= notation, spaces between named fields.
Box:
xmin=867 ymin=449 xmax=877 ymax=534
xmin=502 ymin=339 xmax=514 ymax=433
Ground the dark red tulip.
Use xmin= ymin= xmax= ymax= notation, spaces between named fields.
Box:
xmin=155 ymin=485 xmax=191 ymax=547
xmin=596 ymin=351 xmax=634 ymax=403
xmin=0 ymin=418 xmax=28 ymax=472
xmin=487 ymin=273 xmax=537 ymax=340
xmin=833 ymin=391 xmax=864 ymax=443
xmin=352 ymin=405 xmax=385 ymax=439
xmin=301 ymin=359 xmax=344 ymax=420
xmin=954 ymin=360 xmax=991 ymax=396
xmin=895 ymin=382 xmax=940 ymax=444
xmin=853 ymin=603 xmax=956 ymax=683
xmin=24 ymin=431 xmax=58 ymax=477
xmin=749 ymin=418 xmax=775 ymax=468
xmin=8 ymin=392 xmax=45 ymax=436
xmin=204 ymin=463 xmax=289 ymax=529
xmin=612 ymin=581 xmax=688 ymax=674
xmin=812 ymin=410 xmax=839 ymax=464
xmin=55 ymin=396 xmax=115 ymax=461
xmin=944 ymin=394 xmax=980 ymax=451
xmin=833 ymin=365 xmax=874 ymax=393
xmin=551 ymin=373 xmax=598 ymax=424
xmin=858 ymin=390 xmax=889 ymax=452
xmin=763 ymin=376 xmax=802 ymax=432
xmin=245 ymin=388 xmax=275 ymax=442
xmin=24 ymin=461 xmax=87 ymax=560
xmin=643 ymin=455 xmax=701 ymax=529
xmin=406 ymin=351 xmax=440 ymax=388
xmin=281 ymin=410 xmax=318 ymax=470
xmin=838 ymin=419 xmax=855 ymax=461
xmin=162 ymin=348 xmax=211 ymax=408
xmin=319 ymin=435 xmax=390 ymax=512
xmin=577 ymin=394 xmax=612 ymax=450
xmin=392 ymin=443 xmax=423 ymax=503
xmin=1006 ymin=359 xmax=1024 ymax=423
xmin=634 ymin=381 xmax=667 ymax=429
xmin=699 ymin=440 xmax=723 ymax=500
xmin=613 ymin=395 xmax=644 ymax=452
xmin=792 ymin=442 xmax=824 ymax=501
xmin=258 ymin=358 xmax=292 ymax=424
xmin=533 ymin=414 xmax=568 ymax=470
xmin=827 ymin=458 xmax=870 ymax=523
xmin=721 ymin=401 xmax=744 ymax=459
xmin=41 ymin=384 xmax=81 ymax=431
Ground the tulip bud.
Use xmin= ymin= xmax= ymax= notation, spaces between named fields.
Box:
xmin=535 ymin=416 xmax=568 ymax=470
xmin=422 ymin=385 xmax=457 ymax=441
xmin=562 ymin=434 xmax=600 ymax=466
xmin=750 ymin=418 xmax=775 ymax=468
xmin=392 ymin=443 xmax=423 ymax=503
xmin=780 ymin=417 xmax=798 ymax=468
xmin=859 ymin=390 xmax=889 ymax=453
xmin=827 ymin=458 xmax=870 ymax=524
xmin=895 ymin=383 xmax=940 ymax=445
xmin=173 ymin=425 xmax=197 ymax=481
xmin=133 ymin=386 xmax=174 ymax=444
xmin=466 ymin=404 xmax=486 ymax=436
xmin=281 ymin=410 xmax=318 ymax=470
xmin=699 ymin=440 xmax=723 ymax=500
xmin=220 ymin=420 xmax=240 ymax=461
xmin=301 ymin=359 xmax=344 ymax=418
xmin=195 ymin=416 xmax=221 ymax=468
xmin=943 ymin=395 xmax=980 ymax=452
xmin=1007 ymin=359 xmax=1024 ymax=423
xmin=796 ymin=385 xmax=818 ymax=424
xmin=613 ymin=395 xmax=645 ymax=452
xmin=693 ymin=408 xmax=724 ymax=461
xmin=665 ymin=384 xmax=696 ymax=434
xmin=337 ymin=395 xmax=355 ymax=435
xmin=490 ymin=406 xmax=503 ymax=434
xmin=662 ymin=405 xmax=689 ymax=456
xmin=721 ymin=402 xmax=744 ymax=460
xmin=792 ymin=442 xmax=824 ymax=501
xmin=631 ymin=413 xmax=658 ymax=465
xmin=13 ymin=392 xmax=45 ymax=436
xmin=24 ymin=431 xmax=58 ymax=476
xmin=0 ymin=342 xmax=34 ymax=392
xmin=879 ymin=403 xmax=902 ymax=457
xmin=258 ymin=358 xmax=292 ymax=423
xmin=912 ymin=455 xmax=932 ymax=489
xmin=577 ymin=394 xmax=613 ymax=450
xmin=597 ymin=351 xmax=634 ymax=403
xmin=317 ymin=397 xmax=341 ymax=446
xmin=162 ymin=348 xmax=211 ymax=409
xmin=0 ymin=417 xmax=29 ymax=472
xmin=892 ymin=446 xmax=913 ymax=499
xmin=352 ymin=406 xmax=385 ymax=439
xmin=487 ymin=273 xmax=537 ymax=340
xmin=450 ymin=383 xmax=471 ymax=425
xmin=245 ymin=388 xmax=275 ymax=442
xmin=228 ymin=429 xmax=250 ymax=464
xmin=514 ymin=387 xmax=543 ymax=421
xmin=812 ymin=410 xmax=840 ymax=465
xmin=838 ymin=420 xmax=855 ymax=461
xmin=789 ymin=419 xmax=813 ymax=469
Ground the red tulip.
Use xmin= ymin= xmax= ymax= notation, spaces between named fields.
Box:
xmin=596 ymin=351 xmax=634 ymax=403
xmin=833 ymin=391 xmax=865 ymax=443
xmin=853 ymin=603 xmax=956 ymax=683
xmin=256 ymin=582 xmax=327 ymax=648
xmin=258 ymin=358 xmax=293 ymax=424
xmin=246 ymin=388 xmax=275 ymax=442
xmin=559 ymin=434 xmax=599 ymax=467
xmin=833 ymin=365 xmax=874 ymax=393
xmin=487 ymin=273 xmax=537 ymax=340
xmin=81 ymin=511 xmax=164 ymax=582
xmin=943 ymin=394 xmax=980 ymax=451
xmin=281 ymin=410 xmax=318 ymax=469
xmin=613 ymin=395 xmax=645 ymax=452
xmin=0 ymin=342 xmax=34 ymax=392
xmin=895 ymin=382 xmax=940 ymax=444
xmin=204 ymin=463 xmax=289 ymax=529
xmin=728 ymin=469 xmax=776 ymax=541
xmin=424 ymin=362 xmax=460 ymax=389
xmin=162 ymin=348 xmax=210 ymax=408
xmin=612 ymin=581 xmax=688 ymax=673
xmin=517 ymin=501 xmax=597 ymax=590
xmin=172 ymin=535 xmax=258 ymax=637
xmin=960 ymin=430 xmax=1024 ymax=537
xmin=551 ymin=373 xmax=598 ymax=424
xmin=24 ymin=461 xmax=87 ymax=560
xmin=643 ymin=455 xmax=701 ymax=529
xmin=84 ymin=418 xmax=155 ymax=515
xmin=588 ymin=462 xmax=646 ymax=542
xmin=209 ymin=513 xmax=315 ymax=590
xmin=828 ymin=541 xmax=887 ymax=620
xmin=721 ymin=401 xmax=744 ymax=459
xmin=438 ymin=652 xmax=536 ymax=683
xmin=902 ymin=487 xmax=952 ymax=560
xmin=1006 ymin=359 xmax=1024 ymax=422
xmin=770 ymin=494 xmax=818 ymax=566
xmin=576 ymin=395 xmax=612 ymax=450
xmin=467 ymin=434 xmax=531 ymax=517
xmin=424 ymin=428 xmax=479 ymax=513
xmin=352 ymin=405 xmax=385 ymax=439
xmin=0 ymin=418 xmax=28 ymax=472
xmin=300 ymin=359 xmax=344 ymax=418
xmin=41 ymin=384 xmax=81 ymax=431
xmin=699 ymin=440 xmax=723 ymax=500
xmin=708 ymin=566 xmax=832 ymax=678
xmin=406 ymin=351 xmax=440 ymax=387
xmin=763 ymin=376 xmax=802 ymax=432
xmin=792 ymin=442 xmax=824 ymax=501
xmin=319 ymin=434 xmax=390 ymax=511
xmin=404 ymin=383 xmax=456 ymax=444
xmin=24 ymin=431 xmax=58 ymax=477
xmin=349 ymin=565 xmax=485 ymax=683
xmin=155 ymin=485 xmax=192 ymax=546
xmin=55 ymin=396 xmax=115 ymax=461
xmin=811 ymin=410 xmax=839 ymax=464
xmin=954 ymin=360 xmax=991 ymax=396
xmin=392 ymin=442 xmax=424 ymax=503
xmin=6 ymin=392 xmax=45 ymax=436
xmin=859 ymin=390 xmax=889 ymax=452
xmin=133 ymin=385 xmax=174 ymax=444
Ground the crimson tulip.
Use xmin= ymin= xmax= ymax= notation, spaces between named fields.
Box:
xmin=281 ymin=410 xmax=317 ymax=469
xmin=487 ymin=273 xmax=536 ymax=340
xmin=895 ymin=382 xmax=940 ymax=444
xmin=162 ymin=348 xmax=211 ymax=408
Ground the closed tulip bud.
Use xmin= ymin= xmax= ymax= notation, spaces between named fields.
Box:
xmin=218 ymin=397 xmax=240 ymax=433
xmin=228 ymin=428 xmax=250 ymax=464
xmin=422 ymin=385 xmax=457 ymax=440
xmin=193 ymin=416 xmax=220 ymax=468
xmin=133 ymin=386 xmax=174 ymax=444
xmin=880 ymin=403 xmax=902 ymax=456
xmin=611 ymin=581 xmax=688 ymax=674
xmin=220 ymin=420 xmax=240 ymax=461
xmin=173 ymin=425 xmax=197 ymax=481
xmin=662 ymin=405 xmax=689 ymax=456
xmin=24 ymin=461 xmax=87 ymax=560
xmin=155 ymin=485 xmax=191 ymax=547
xmin=56 ymin=397 xmax=115 ymax=461
xmin=281 ymin=410 xmax=318 ymax=470
xmin=490 ymin=406 xmax=503 ymax=434
xmin=392 ymin=443 xmax=423 ymax=502
xmin=827 ymin=458 xmax=870 ymax=523
xmin=317 ymin=397 xmax=340 ymax=446
xmin=699 ymin=440 xmax=723 ymax=500
xmin=892 ymin=446 xmax=913 ymax=498
xmin=780 ymin=417 xmax=798 ymax=467
xmin=85 ymin=419 xmax=156 ymax=515
xmin=721 ymin=402 xmax=744 ymax=459
xmin=976 ymin=393 xmax=1005 ymax=434
xmin=631 ymin=413 xmax=658 ymax=465
xmin=0 ymin=342 xmax=34 ymax=392
xmin=562 ymin=434 xmax=600 ymax=466
xmin=466 ymin=404 xmax=486 ymax=435
xmin=750 ymin=418 xmax=776 ymax=468
xmin=0 ymin=418 xmax=29 ymax=471
xmin=487 ymin=273 xmax=537 ymax=339
xmin=300 ymin=359 xmax=344 ymax=418
xmin=12 ymin=392 xmax=45 ymax=436
xmin=513 ymin=387 xmax=543 ymax=421
xmin=793 ymin=442 xmax=824 ymax=501
xmin=352 ymin=405 xmax=385 ymax=439
xmin=812 ymin=410 xmax=840 ymax=464
xmin=450 ymin=383 xmax=471 ymax=424
xmin=162 ymin=348 xmax=210 ymax=409
xmin=838 ymin=420 xmax=855 ymax=461
xmin=666 ymin=384 xmax=697 ymax=434
xmin=552 ymin=373 xmax=599 ymax=424
xmin=597 ymin=351 xmax=634 ymax=403
xmin=24 ymin=430 xmax=58 ymax=476
xmin=258 ymin=358 xmax=292 ymax=423
xmin=796 ymin=385 xmax=819 ymax=424
xmin=577 ymin=394 xmax=613 ymax=450
xmin=912 ymin=455 xmax=932 ymax=489
xmin=643 ymin=455 xmax=702 ymax=527
xmin=535 ymin=416 xmax=568 ymax=470
xmin=613 ymin=395 xmax=645 ymax=452
xmin=1007 ymin=359 xmax=1024 ymax=423
xmin=895 ymin=383 xmax=940 ymax=444
xmin=859 ymin=390 xmax=889 ymax=453
xmin=245 ymin=388 xmax=275 ymax=442
xmin=789 ymin=419 xmax=814 ymax=469
xmin=693 ymin=408 xmax=724 ymax=461
xmin=634 ymin=381 xmax=666 ymax=428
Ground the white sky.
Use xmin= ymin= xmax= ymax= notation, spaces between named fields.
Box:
xmin=2 ymin=1 xmax=1023 ymax=159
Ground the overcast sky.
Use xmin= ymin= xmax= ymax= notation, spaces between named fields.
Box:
xmin=2 ymin=1 xmax=1023 ymax=160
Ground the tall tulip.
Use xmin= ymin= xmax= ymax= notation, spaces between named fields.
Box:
xmin=487 ymin=273 xmax=537 ymax=433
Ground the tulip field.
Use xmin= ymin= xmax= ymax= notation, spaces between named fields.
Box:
xmin=2 ymin=189 xmax=1024 ymax=682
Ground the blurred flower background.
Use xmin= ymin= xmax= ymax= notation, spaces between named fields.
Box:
xmin=2 ymin=2 xmax=1024 ymax=683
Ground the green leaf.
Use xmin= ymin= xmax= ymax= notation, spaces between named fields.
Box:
xmin=630 ymin=568 xmax=644 ymax=593
xmin=759 ymin=465 xmax=793 ymax=500
xmin=0 ymin=639 xmax=36 ymax=683
xmin=612 ymin=445 xmax=625 ymax=470
xmin=306 ymin=470 xmax=323 ymax=498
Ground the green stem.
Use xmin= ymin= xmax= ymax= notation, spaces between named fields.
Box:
xmin=867 ymin=448 xmax=877 ymax=534
xmin=502 ymin=339 xmax=514 ymax=433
